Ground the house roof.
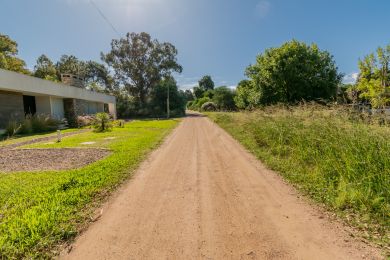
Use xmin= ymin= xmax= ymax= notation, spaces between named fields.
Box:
xmin=0 ymin=69 xmax=115 ymax=104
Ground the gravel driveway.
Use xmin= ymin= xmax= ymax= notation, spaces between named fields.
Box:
xmin=0 ymin=148 xmax=111 ymax=172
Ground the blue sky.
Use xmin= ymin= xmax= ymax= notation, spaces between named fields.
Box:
xmin=1 ymin=0 xmax=389 ymax=89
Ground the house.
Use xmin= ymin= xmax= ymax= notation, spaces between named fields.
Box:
xmin=0 ymin=68 xmax=116 ymax=128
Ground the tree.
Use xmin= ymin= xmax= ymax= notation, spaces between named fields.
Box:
xmin=213 ymin=86 xmax=236 ymax=110
xmin=56 ymin=55 xmax=87 ymax=78
xmin=183 ymin=89 xmax=194 ymax=102
xmin=193 ymin=86 xmax=205 ymax=99
xmin=0 ymin=34 xmax=29 ymax=74
xmin=356 ymin=44 xmax=390 ymax=108
xmin=33 ymin=54 xmax=58 ymax=81
xmin=234 ymin=80 xmax=260 ymax=109
xmin=102 ymin=32 xmax=182 ymax=105
xmin=199 ymin=75 xmax=214 ymax=90
xmin=246 ymin=40 xmax=343 ymax=105
xmin=84 ymin=61 xmax=114 ymax=92
xmin=148 ymin=77 xmax=186 ymax=117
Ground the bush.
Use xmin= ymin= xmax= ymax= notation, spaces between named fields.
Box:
xmin=30 ymin=114 xmax=59 ymax=132
xmin=201 ymin=101 xmax=217 ymax=111
xmin=213 ymin=86 xmax=236 ymax=110
xmin=113 ymin=120 xmax=125 ymax=128
xmin=4 ymin=114 xmax=60 ymax=136
xmin=93 ymin=112 xmax=113 ymax=132
xmin=77 ymin=115 xmax=95 ymax=127
xmin=5 ymin=120 xmax=22 ymax=137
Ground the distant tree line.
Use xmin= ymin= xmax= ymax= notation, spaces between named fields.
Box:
xmin=187 ymin=75 xmax=236 ymax=111
xmin=189 ymin=40 xmax=390 ymax=111
xmin=2 ymin=32 xmax=389 ymax=115
xmin=0 ymin=32 xmax=189 ymax=118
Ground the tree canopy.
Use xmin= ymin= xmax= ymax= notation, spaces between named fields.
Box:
xmin=213 ymin=86 xmax=236 ymax=110
xmin=0 ymin=34 xmax=29 ymax=74
xmin=245 ymin=40 xmax=342 ymax=105
xmin=102 ymin=32 xmax=182 ymax=104
xmin=33 ymin=54 xmax=57 ymax=81
xmin=199 ymin=75 xmax=214 ymax=90
xmin=356 ymin=44 xmax=390 ymax=108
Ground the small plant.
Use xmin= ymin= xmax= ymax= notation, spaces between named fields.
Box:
xmin=4 ymin=114 xmax=60 ymax=136
xmin=93 ymin=112 xmax=113 ymax=132
xmin=114 ymin=120 xmax=125 ymax=128
xmin=5 ymin=120 xmax=22 ymax=137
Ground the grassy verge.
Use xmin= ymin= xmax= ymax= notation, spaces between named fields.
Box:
xmin=206 ymin=106 xmax=389 ymax=248
xmin=0 ymin=119 xmax=179 ymax=259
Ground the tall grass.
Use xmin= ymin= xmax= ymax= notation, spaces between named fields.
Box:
xmin=207 ymin=105 xmax=389 ymax=245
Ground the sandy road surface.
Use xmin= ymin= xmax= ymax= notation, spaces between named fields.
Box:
xmin=62 ymin=114 xmax=382 ymax=260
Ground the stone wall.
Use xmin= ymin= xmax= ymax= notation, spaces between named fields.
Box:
xmin=0 ymin=90 xmax=24 ymax=128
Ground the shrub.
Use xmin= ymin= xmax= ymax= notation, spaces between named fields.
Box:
xmin=213 ymin=86 xmax=236 ymax=110
xmin=114 ymin=120 xmax=125 ymax=128
xmin=5 ymin=120 xmax=21 ymax=137
xmin=201 ymin=101 xmax=217 ymax=111
xmin=92 ymin=112 xmax=113 ymax=132
xmin=5 ymin=114 xmax=61 ymax=136
xmin=30 ymin=114 xmax=59 ymax=132
xmin=77 ymin=115 xmax=95 ymax=127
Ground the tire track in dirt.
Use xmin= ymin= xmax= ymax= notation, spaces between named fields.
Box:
xmin=61 ymin=113 xmax=383 ymax=260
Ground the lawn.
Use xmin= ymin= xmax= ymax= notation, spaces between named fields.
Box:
xmin=0 ymin=119 xmax=179 ymax=259
xmin=207 ymin=106 xmax=389 ymax=247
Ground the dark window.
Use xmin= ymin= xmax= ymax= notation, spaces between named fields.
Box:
xmin=23 ymin=95 xmax=36 ymax=116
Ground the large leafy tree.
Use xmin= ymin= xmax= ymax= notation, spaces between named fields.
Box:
xmin=84 ymin=61 xmax=114 ymax=92
xmin=0 ymin=34 xmax=30 ymax=74
xmin=148 ymin=77 xmax=186 ymax=117
xmin=246 ymin=40 xmax=342 ymax=105
xmin=102 ymin=32 xmax=182 ymax=104
xmin=56 ymin=55 xmax=87 ymax=78
xmin=234 ymin=80 xmax=261 ymax=109
xmin=33 ymin=54 xmax=58 ymax=81
xmin=193 ymin=86 xmax=205 ymax=99
xmin=54 ymin=55 xmax=113 ymax=90
xmin=213 ymin=86 xmax=236 ymax=110
xmin=199 ymin=75 xmax=214 ymax=90
xmin=356 ymin=44 xmax=390 ymax=108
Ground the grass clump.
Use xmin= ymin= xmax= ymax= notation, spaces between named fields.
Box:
xmin=207 ymin=105 xmax=389 ymax=246
xmin=4 ymin=114 xmax=60 ymax=137
xmin=92 ymin=112 xmax=113 ymax=132
xmin=0 ymin=119 xmax=178 ymax=258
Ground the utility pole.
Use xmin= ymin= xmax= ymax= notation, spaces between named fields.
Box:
xmin=167 ymin=84 xmax=170 ymax=119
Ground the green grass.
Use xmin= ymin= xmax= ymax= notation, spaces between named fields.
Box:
xmin=0 ymin=119 xmax=178 ymax=259
xmin=0 ymin=129 xmax=79 ymax=147
xmin=207 ymin=106 xmax=389 ymax=247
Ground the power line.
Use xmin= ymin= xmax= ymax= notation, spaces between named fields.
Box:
xmin=90 ymin=0 xmax=121 ymax=37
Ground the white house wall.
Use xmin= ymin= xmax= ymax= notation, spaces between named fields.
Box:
xmin=0 ymin=69 xmax=115 ymax=104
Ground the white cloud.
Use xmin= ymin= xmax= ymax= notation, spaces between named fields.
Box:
xmin=255 ymin=0 xmax=271 ymax=18
xmin=343 ymin=72 xmax=358 ymax=84
xmin=176 ymin=75 xmax=200 ymax=90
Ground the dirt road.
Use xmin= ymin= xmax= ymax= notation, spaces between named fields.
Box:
xmin=62 ymin=114 xmax=382 ymax=259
